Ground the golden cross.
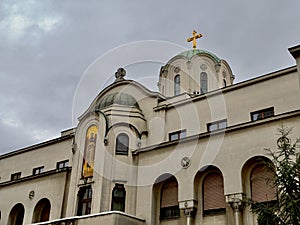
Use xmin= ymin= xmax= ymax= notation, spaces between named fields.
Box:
xmin=187 ymin=30 xmax=203 ymax=49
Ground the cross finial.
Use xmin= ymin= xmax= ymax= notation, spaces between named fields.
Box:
xmin=187 ymin=30 xmax=203 ymax=49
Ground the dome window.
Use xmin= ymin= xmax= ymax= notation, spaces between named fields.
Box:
xmin=116 ymin=133 xmax=129 ymax=155
xmin=174 ymin=75 xmax=180 ymax=96
xmin=200 ymin=72 xmax=208 ymax=94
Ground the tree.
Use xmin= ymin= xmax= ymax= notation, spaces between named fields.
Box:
xmin=245 ymin=126 xmax=300 ymax=225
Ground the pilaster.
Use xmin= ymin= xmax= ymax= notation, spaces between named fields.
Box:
xmin=289 ymin=45 xmax=300 ymax=88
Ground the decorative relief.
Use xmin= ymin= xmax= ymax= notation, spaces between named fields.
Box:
xmin=174 ymin=66 xmax=181 ymax=73
xmin=29 ymin=190 xmax=35 ymax=200
xmin=181 ymin=157 xmax=191 ymax=169
xmin=223 ymin=71 xmax=226 ymax=78
xmin=200 ymin=63 xmax=207 ymax=71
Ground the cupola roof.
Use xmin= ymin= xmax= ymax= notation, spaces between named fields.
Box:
xmin=179 ymin=49 xmax=221 ymax=63
xmin=96 ymin=92 xmax=140 ymax=110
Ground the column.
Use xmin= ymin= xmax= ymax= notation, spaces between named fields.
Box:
xmin=180 ymin=200 xmax=197 ymax=225
xmin=184 ymin=208 xmax=195 ymax=225
xmin=226 ymin=193 xmax=244 ymax=225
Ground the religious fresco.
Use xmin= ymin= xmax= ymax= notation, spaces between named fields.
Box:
xmin=82 ymin=125 xmax=97 ymax=178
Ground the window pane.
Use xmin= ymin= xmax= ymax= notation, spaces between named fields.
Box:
xmin=160 ymin=206 xmax=180 ymax=220
xmin=264 ymin=109 xmax=274 ymax=118
xmin=11 ymin=172 xmax=21 ymax=180
xmin=180 ymin=131 xmax=186 ymax=139
xmin=219 ymin=121 xmax=227 ymax=129
xmin=170 ymin=133 xmax=178 ymax=141
xmin=174 ymin=75 xmax=180 ymax=96
xmin=252 ymin=113 xmax=259 ymax=121
xmin=116 ymin=133 xmax=129 ymax=154
xmin=208 ymin=124 xmax=218 ymax=132
xmin=200 ymin=72 xmax=208 ymax=94
xmin=169 ymin=130 xmax=186 ymax=141
xmin=111 ymin=184 xmax=126 ymax=212
xmin=77 ymin=186 xmax=92 ymax=216
xmin=251 ymin=107 xmax=274 ymax=121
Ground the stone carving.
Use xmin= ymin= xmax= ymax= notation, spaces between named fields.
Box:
xmin=115 ymin=68 xmax=126 ymax=82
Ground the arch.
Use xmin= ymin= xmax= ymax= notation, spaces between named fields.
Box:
xmin=78 ymin=80 xmax=165 ymax=121
xmin=8 ymin=203 xmax=25 ymax=225
xmin=194 ymin=165 xmax=226 ymax=215
xmin=111 ymin=183 xmax=126 ymax=212
xmin=116 ymin=133 xmax=129 ymax=155
xmin=32 ymin=198 xmax=51 ymax=223
xmin=152 ymin=173 xmax=180 ymax=222
xmin=107 ymin=122 xmax=143 ymax=139
xmin=174 ymin=74 xmax=180 ymax=96
xmin=241 ymin=156 xmax=276 ymax=203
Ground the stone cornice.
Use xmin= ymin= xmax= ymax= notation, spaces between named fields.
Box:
xmin=133 ymin=109 xmax=300 ymax=155
xmin=0 ymin=167 xmax=71 ymax=188
xmin=0 ymin=133 xmax=74 ymax=159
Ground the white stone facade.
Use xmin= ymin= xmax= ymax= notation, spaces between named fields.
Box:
xmin=0 ymin=46 xmax=300 ymax=225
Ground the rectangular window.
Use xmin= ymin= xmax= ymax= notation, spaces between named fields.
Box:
xmin=160 ymin=205 xmax=180 ymax=220
xmin=169 ymin=129 xmax=187 ymax=141
xmin=11 ymin=172 xmax=21 ymax=181
xmin=77 ymin=186 xmax=92 ymax=216
xmin=251 ymin=107 xmax=274 ymax=121
xmin=33 ymin=166 xmax=44 ymax=175
xmin=57 ymin=160 xmax=69 ymax=169
xmin=207 ymin=119 xmax=227 ymax=132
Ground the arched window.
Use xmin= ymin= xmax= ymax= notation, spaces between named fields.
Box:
xmin=8 ymin=203 xmax=25 ymax=225
xmin=174 ymin=75 xmax=180 ymax=96
xmin=77 ymin=186 xmax=92 ymax=216
xmin=111 ymin=184 xmax=126 ymax=212
xmin=251 ymin=164 xmax=276 ymax=202
xmin=32 ymin=198 xmax=51 ymax=223
xmin=160 ymin=177 xmax=180 ymax=220
xmin=116 ymin=133 xmax=129 ymax=155
xmin=200 ymin=72 xmax=208 ymax=94
xmin=203 ymin=172 xmax=226 ymax=214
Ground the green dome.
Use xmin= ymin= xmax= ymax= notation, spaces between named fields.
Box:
xmin=179 ymin=49 xmax=221 ymax=63
xmin=96 ymin=92 xmax=139 ymax=110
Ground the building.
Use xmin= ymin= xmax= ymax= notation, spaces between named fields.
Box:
xmin=0 ymin=39 xmax=300 ymax=225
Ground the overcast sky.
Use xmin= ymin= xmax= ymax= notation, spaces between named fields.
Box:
xmin=0 ymin=0 xmax=299 ymax=154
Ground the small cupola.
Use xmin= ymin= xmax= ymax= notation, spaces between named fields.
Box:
xmin=158 ymin=30 xmax=235 ymax=97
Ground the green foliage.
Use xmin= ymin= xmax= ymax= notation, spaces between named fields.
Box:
xmin=245 ymin=126 xmax=300 ymax=225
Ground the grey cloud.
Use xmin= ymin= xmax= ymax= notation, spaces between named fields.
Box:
xmin=0 ymin=0 xmax=300 ymax=154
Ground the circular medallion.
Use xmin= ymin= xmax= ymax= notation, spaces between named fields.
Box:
xmin=181 ymin=157 xmax=191 ymax=169
xmin=200 ymin=64 xmax=207 ymax=71
xmin=29 ymin=190 xmax=35 ymax=200
xmin=174 ymin=66 xmax=181 ymax=73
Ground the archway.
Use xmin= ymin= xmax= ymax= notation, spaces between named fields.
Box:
xmin=8 ymin=203 xmax=25 ymax=225
xmin=32 ymin=198 xmax=51 ymax=223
